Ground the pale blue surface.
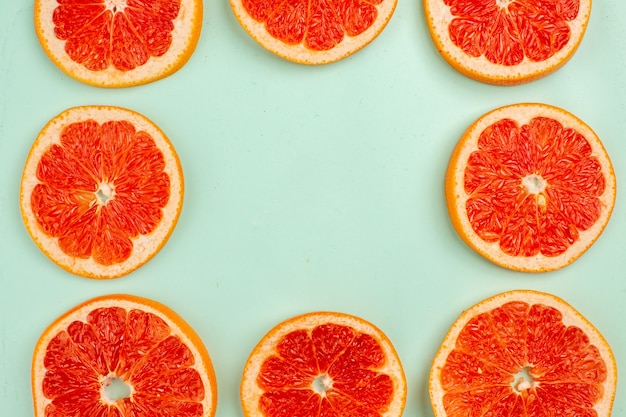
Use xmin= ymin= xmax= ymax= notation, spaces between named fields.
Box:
xmin=1 ymin=1 xmax=625 ymax=416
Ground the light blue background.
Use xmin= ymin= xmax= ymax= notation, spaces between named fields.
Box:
xmin=1 ymin=1 xmax=625 ymax=416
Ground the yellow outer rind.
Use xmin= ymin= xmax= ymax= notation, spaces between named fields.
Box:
xmin=34 ymin=0 xmax=203 ymax=88
xmin=423 ymin=0 xmax=592 ymax=85
xmin=240 ymin=311 xmax=407 ymax=417
xmin=32 ymin=294 xmax=218 ymax=417
xmin=445 ymin=103 xmax=616 ymax=273
xmin=429 ymin=289 xmax=617 ymax=417
xmin=20 ymin=105 xmax=184 ymax=279
xmin=230 ymin=0 xmax=397 ymax=65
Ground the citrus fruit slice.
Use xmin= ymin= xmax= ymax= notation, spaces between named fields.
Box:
xmin=424 ymin=0 xmax=592 ymax=85
xmin=20 ymin=105 xmax=184 ymax=279
xmin=430 ymin=289 xmax=617 ymax=417
xmin=34 ymin=0 xmax=203 ymax=87
xmin=446 ymin=103 xmax=616 ymax=272
xmin=32 ymin=294 xmax=217 ymax=417
xmin=231 ymin=0 xmax=397 ymax=64
xmin=240 ymin=311 xmax=407 ymax=417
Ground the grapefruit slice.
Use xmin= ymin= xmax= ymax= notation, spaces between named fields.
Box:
xmin=20 ymin=105 xmax=184 ymax=279
xmin=430 ymin=290 xmax=617 ymax=417
xmin=34 ymin=0 xmax=203 ymax=87
xmin=231 ymin=0 xmax=397 ymax=64
xmin=446 ymin=103 xmax=616 ymax=272
xmin=424 ymin=0 xmax=592 ymax=85
xmin=240 ymin=312 xmax=407 ymax=417
xmin=32 ymin=294 xmax=217 ymax=417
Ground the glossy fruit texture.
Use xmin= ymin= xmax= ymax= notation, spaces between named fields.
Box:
xmin=32 ymin=294 xmax=217 ymax=417
xmin=446 ymin=103 xmax=615 ymax=272
xmin=21 ymin=106 xmax=183 ymax=279
xmin=241 ymin=312 xmax=406 ymax=417
xmin=448 ymin=0 xmax=578 ymax=65
xmin=33 ymin=120 xmax=169 ymax=264
xmin=231 ymin=0 xmax=396 ymax=64
xmin=424 ymin=0 xmax=591 ymax=85
xmin=54 ymin=0 xmax=181 ymax=71
xmin=35 ymin=0 xmax=203 ymax=87
xmin=430 ymin=290 xmax=617 ymax=417
xmin=244 ymin=0 xmax=380 ymax=51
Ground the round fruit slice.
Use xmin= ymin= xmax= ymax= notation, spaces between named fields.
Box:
xmin=20 ymin=105 xmax=184 ymax=279
xmin=241 ymin=312 xmax=406 ymax=417
xmin=32 ymin=294 xmax=218 ymax=417
xmin=430 ymin=290 xmax=617 ymax=417
xmin=424 ymin=0 xmax=592 ymax=85
xmin=231 ymin=0 xmax=396 ymax=64
xmin=446 ymin=103 xmax=616 ymax=272
xmin=34 ymin=0 xmax=203 ymax=87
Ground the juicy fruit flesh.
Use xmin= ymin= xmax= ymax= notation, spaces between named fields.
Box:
xmin=42 ymin=306 xmax=206 ymax=417
xmin=440 ymin=301 xmax=607 ymax=416
xmin=53 ymin=0 xmax=181 ymax=71
xmin=464 ymin=116 xmax=605 ymax=257
xmin=242 ymin=0 xmax=383 ymax=50
xmin=445 ymin=0 xmax=580 ymax=65
xmin=31 ymin=119 xmax=170 ymax=266
xmin=257 ymin=323 xmax=394 ymax=417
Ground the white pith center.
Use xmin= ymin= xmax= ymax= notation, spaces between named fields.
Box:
xmin=522 ymin=174 xmax=546 ymax=194
xmin=511 ymin=366 xmax=536 ymax=393
xmin=496 ymin=0 xmax=513 ymax=9
xmin=312 ymin=374 xmax=333 ymax=396
xmin=104 ymin=0 xmax=127 ymax=13
xmin=101 ymin=375 xmax=132 ymax=404
xmin=522 ymin=174 xmax=548 ymax=207
xmin=95 ymin=182 xmax=115 ymax=205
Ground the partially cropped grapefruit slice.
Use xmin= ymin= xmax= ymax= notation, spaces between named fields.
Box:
xmin=20 ymin=105 xmax=184 ymax=279
xmin=32 ymin=294 xmax=217 ymax=417
xmin=424 ymin=0 xmax=592 ymax=85
xmin=446 ymin=103 xmax=616 ymax=272
xmin=241 ymin=312 xmax=406 ymax=417
xmin=34 ymin=0 xmax=203 ymax=87
xmin=430 ymin=290 xmax=617 ymax=417
xmin=231 ymin=0 xmax=397 ymax=64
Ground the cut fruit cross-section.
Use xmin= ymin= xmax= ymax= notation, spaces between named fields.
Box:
xmin=445 ymin=103 xmax=616 ymax=272
xmin=231 ymin=0 xmax=397 ymax=64
xmin=20 ymin=105 xmax=184 ymax=279
xmin=34 ymin=0 xmax=203 ymax=87
xmin=424 ymin=0 xmax=592 ymax=85
xmin=430 ymin=290 xmax=617 ymax=417
xmin=32 ymin=294 xmax=218 ymax=417
xmin=241 ymin=311 xmax=407 ymax=417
